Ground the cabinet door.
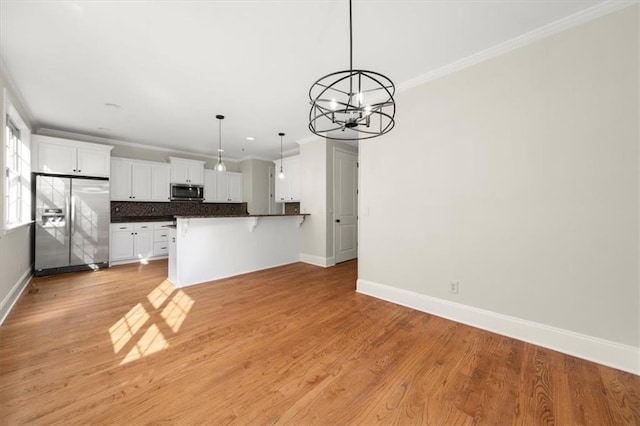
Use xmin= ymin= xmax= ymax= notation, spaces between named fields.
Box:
xmin=110 ymin=160 xmax=132 ymax=201
xmin=203 ymin=169 xmax=218 ymax=202
xmin=215 ymin=171 xmax=228 ymax=202
xmin=170 ymin=161 xmax=190 ymax=184
xmin=110 ymin=230 xmax=135 ymax=261
xmin=188 ymin=163 xmax=204 ymax=185
xmin=274 ymin=159 xmax=287 ymax=202
xmin=133 ymin=229 xmax=154 ymax=260
xmin=228 ymin=173 xmax=243 ymax=202
xmin=131 ymin=163 xmax=152 ymax=200
xmin=151 ymin=164 xmax=170 ymax=201
xmin=288 ymin=157 xmax=301 ymax=201
xmin=77 ymin=147 xmax=110 ymax=177
xmin=38 ymin=140 xmax=77 ymax=174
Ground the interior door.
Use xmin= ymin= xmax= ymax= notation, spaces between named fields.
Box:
xmin=334 ymin=150 xmax=358 ymax=263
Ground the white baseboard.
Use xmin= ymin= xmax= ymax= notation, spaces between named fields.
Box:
xmin=357 ymin=279 xmax=640 ymax=376
xmin=109 ymin=255 xmax=168 ymax=266
xmin=0 ymin=268 xmax=32 ymax=325
xmin=300 ymin=253 xmax=335 ymax=268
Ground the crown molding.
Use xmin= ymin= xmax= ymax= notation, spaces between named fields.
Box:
xmin=36 ymin=127 xmax=241 ymax=163
xmin=296 ymin=134 xmax=323 ymax=146
xmin=235 ymin=155 xmax=279 ymax=163
xmin=397 ymin=0 xmax=638 ymax=95
xmin=0 ymin=61 xmax=37 ymax=129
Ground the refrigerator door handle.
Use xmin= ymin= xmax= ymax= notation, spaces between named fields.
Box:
xmin=66 ymin=196 xmax=71 ymax=236
xmin=70 ymin=195 xmax=76 ymax=236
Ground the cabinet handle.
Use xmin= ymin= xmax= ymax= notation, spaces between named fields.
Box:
xmin=120 ymin=227 xmax=127 ymax=229
xmin=73 ymin=169 xmax=77 ymax=172
xmin=160 ymin=234 xmax=167 ymax=237
xmin=160 ymin=247 xmax=167 ymax=250
xmin=78 ymin=170 xmax=81 ymax=173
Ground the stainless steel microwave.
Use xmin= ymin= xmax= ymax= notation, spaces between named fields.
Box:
xmin=170 ymin=183 xmax=204 ymax=201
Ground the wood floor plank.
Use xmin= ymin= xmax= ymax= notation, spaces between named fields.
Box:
xmin=0 ymin=260 xmax=638 ymax=425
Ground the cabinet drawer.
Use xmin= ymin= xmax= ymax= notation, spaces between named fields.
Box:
xmin=134 ymin=222 xmax=154 ymax=231
xmin=154 ymin=229 xmax=169 ymax=242
xmin=111 ymin=223 xmax=133 ymax=231
xmin=153 ymin=241 xmax=169 ymax=256
xmin=153 ymin=221 xmax=173 ymax=229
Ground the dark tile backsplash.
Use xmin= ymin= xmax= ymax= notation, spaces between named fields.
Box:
xmin=111 ymin=201 xmax=248 ymax=223
xmin=284 ymin=202 xmax=300 ymax=215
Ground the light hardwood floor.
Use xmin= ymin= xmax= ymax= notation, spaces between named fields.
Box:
xmin=1 ymin=260 xmax=638 ymax=424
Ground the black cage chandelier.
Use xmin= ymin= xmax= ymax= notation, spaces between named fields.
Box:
xmin=308 ymin=0 xmax=396 ymax=140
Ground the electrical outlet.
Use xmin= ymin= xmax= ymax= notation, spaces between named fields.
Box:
xmin=448 ymin=281 xmax=459 ymax=294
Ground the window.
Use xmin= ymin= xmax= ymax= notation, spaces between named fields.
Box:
xmin=4 ymin=99 xmax=30 ymax=230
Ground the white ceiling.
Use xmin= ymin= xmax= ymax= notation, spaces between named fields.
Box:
xmin=0 ymin=0 xmax=604 ymax=161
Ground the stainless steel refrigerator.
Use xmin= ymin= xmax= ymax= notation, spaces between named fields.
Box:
xmin=34 ymin=174 xmax=110 ymax=276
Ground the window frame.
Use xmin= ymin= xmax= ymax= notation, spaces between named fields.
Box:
xmin=3 ymin=94 xmax=31 ymax=232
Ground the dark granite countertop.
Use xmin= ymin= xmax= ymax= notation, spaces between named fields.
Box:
xmin=173 ymin=214 xmax=309 ymax=219
xmin=111 ymin=213 xmax=309 ymax=223
xmin=111 ymin=215 xmax=176 ymax=223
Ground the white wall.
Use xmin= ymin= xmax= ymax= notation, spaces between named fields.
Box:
xmin=238 ymin=159 xmax=272 ymax=214
xmin=300 ymin=139 xmax=357 ymax=266
xmin=358 ymin=6 xmax=639 ymax=371
xmin=0 ymin=71 xmax=34 ymax=323
xmin=300 ymin=141 xmax=328 ymax=265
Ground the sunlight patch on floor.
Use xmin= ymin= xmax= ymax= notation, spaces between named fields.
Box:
xmin=109 ymin=303 xmax=150 ymax=354
xmin=109 ymin=280 xmax=194 ymax=365
xmin=161 ymin=290 xmax=194 ymax=333
xmin=121 ymin=324 xmax=169 ymax=364
xmin=147 ymin=280 xmax=175 ymax=309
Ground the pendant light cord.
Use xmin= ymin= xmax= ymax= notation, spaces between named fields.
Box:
xmin=218 ymin=118 xmax=222 ymax=160
xmin=348 ymin=0 xmax=353 ymax=107
xmin=349 ymin=0 xmax=352 ymax=74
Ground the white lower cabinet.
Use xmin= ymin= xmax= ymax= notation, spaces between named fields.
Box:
xmin=110 ymin=222 xmax=173 ymax=264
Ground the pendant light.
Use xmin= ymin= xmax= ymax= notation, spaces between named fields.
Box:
xmin=215 ymin=114 xmax=226 ymax=172
xmin=278 ymin=132 xmax=285 ymax=179
xmin=308 ymin=0 xmax=395 ymax=140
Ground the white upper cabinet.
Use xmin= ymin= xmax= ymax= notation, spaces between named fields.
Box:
xmin=33 ymin=135 xmax=113 ymax=177
xmin=216 ymin=171 xmax=243 ymax=203
xmin=169 ymin=157 xmax=205 ymax=185
xmin=205 ymin=170 xmax=242 ymax=203
xmin=275 ymin=155 xmax=301 ymax=202
xmin=110 ymin=159 xmax=134 ymax=200
xmin=203 ymin=169 xmax=218 ymax=203
xmin=131 ymin=163 xmax=152 ymax=200
xmin=150 ymin=163 xmax=171 ymax=201
xmin=110 ymin=157 xmax=170 ymax=202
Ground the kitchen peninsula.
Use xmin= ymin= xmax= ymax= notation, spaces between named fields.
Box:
xmin=167 ymin=214 xmax=308 ymax=287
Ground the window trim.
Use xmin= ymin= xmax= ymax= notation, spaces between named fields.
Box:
xmin=3 ymin=93 xmax=31 ymax=232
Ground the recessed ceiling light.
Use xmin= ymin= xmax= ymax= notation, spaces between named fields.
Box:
xmin=104 ymin=102 xmax=121 ymax=109
xmin=246 ymin=137 xmax=255 ymax=141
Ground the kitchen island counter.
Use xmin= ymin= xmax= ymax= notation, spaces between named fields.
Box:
xmin=173 ymin=213 xmax=309 ymax=218
xmin=168 ymin=214 xmax=307 ymax=287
